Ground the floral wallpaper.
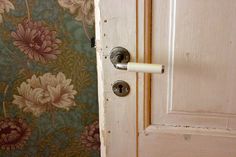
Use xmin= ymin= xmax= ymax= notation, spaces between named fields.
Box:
xmin=0 ymin=0 xmax=99 ymax=157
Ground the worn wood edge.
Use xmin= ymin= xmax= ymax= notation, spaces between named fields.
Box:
xmin=144 ymin=0 xmax=152 ymax=128
xmin=95 ymin=0 xmax=106 ymax=156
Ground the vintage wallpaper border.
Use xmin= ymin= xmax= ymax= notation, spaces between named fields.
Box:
xmin=0 ymin=0 xmax=99 ymax=156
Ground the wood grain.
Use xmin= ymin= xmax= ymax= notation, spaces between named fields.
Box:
xmin=144 ymin=0 xmax=152 ymax=128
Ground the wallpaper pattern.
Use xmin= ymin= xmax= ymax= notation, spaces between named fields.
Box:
xmin=0 ymin=0 xmax=99 ymax=156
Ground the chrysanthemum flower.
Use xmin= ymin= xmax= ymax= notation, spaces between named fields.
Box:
xmin=58 ymin=0 xmax=94 ymax=25
xmin=80 ymin=120 xmax=100 ymax=151
xmin=13 ymin=72 xmax=77 ymax=117
xmin=11 ymin=20 xmax=62 ymax=63
xmin=0 ymin=118 xmax=31 ymax=151
xmin=0 ymin=0 xmax=15 ymax=23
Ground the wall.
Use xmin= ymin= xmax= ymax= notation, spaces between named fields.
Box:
xmin=0 ymin=0 xmax=99 ymax=156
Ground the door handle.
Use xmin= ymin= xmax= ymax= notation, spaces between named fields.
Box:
xmin=110 ymin=47 xmax=164 ymax=74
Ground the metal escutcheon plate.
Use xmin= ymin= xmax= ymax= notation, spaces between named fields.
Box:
xmin=112 ymin=80 xmax=130 ymax=97
xmin=110 ymin=47 xmax=130 ymax=66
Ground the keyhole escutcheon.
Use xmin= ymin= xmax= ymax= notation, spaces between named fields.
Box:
xmin=112 ymin=80 xmax=130 ymax=97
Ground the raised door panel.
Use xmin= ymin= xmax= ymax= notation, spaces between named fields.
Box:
xmin=152 ymin=0 xmax=236 ymax=129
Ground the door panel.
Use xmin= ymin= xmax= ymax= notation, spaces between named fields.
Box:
xmin=152 ymin=0 xmax=236 ymax=129
xmin=173 ymin=0 xmax=236 ymax=114
xmin=140 ymin=129 xmax=236 ymax=157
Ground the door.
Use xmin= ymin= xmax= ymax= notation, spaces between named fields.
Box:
xmin=95 ymin=0 xmax=236 ymax=157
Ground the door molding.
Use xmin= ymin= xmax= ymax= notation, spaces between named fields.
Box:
xmin=143 ymin=0 xmax=153 ymax=129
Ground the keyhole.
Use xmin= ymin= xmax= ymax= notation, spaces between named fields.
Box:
xmin=118 ymin=85 xmax=123 ymax=93
xmin=112 ymin=81 xmax=130 ymax=97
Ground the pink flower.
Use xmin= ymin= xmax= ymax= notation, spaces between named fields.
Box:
xmin=11 ymin=20 xmax=62 ymax=63
xmin=80 ymin=120 xmax=100 ymax=151
xmin=58 ymin=0 xmax=94 ymax=25
xmin=0 ymin=0 xmax=15 ymax=23
xmin=0 ymin=118 xmax=31 ymax=151
xmin=13 ymin=72 xmax=77 ymax=117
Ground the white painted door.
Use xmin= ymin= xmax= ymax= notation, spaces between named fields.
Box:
xmin=95 ymin=0 xmax=236 ymax=157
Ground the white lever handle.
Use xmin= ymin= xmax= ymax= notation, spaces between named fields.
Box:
xmin=116 ymin=62 xmax=164 ymax=74
xmin=110 ymin=47 xmax=164 ymax=74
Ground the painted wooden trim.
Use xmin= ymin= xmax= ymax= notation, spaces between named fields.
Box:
xmin=144 ymin=0 xmax=153 ymax=128
xmin=95 ymin=0 xmax=137 ymax=157
xmin=136 ymin=0 xmax=139 ymax=157
xmin=137 ymin=0 xmax=145 ymax=133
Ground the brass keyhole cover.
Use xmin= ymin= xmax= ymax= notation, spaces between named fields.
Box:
xmin=112 ymin=80 xmax=130 ymax=97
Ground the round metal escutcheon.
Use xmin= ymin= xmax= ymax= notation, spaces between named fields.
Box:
xmin=112 ymin=80 xmax=130 ymax=97
xmin=110 ymin=47 xmax=130 ymax=66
